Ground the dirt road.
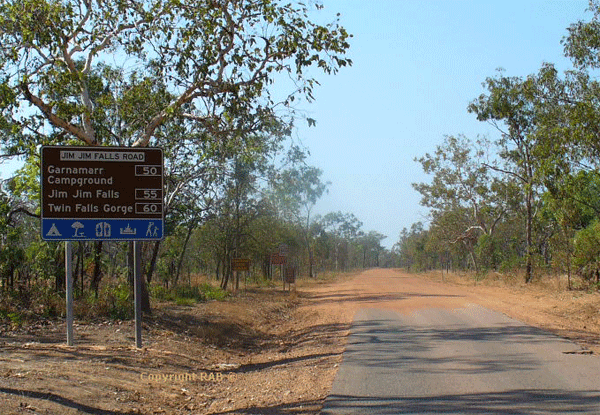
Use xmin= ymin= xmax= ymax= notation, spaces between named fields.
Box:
xmin=0 ymin=269 xmax=598 ymax=414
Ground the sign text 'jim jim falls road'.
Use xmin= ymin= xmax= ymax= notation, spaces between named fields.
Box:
xmin=41 ymin=146 xmax=164 ymax=241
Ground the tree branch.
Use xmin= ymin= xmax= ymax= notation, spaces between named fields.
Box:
xmin=483 ymin=162 xmax=528 ymax=183
xmin=7 ymin=207 xmax=40 ymax=224
xmin=62 ymin=44 xmax=96 ymax=144
xmin=20 ymin=83 xmax=95 ymax=145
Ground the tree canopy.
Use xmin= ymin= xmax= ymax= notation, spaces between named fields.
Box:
xmin=0 ymin=0 xmax=352 ymax=155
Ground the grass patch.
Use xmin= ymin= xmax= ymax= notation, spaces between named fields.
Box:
xmin=0 ymin=309 xmax=24 ymax=327
xmin=151 ymin=283 xmax=228 ymax=304
xmin=174 ymin=297 xmax=196 ymax=306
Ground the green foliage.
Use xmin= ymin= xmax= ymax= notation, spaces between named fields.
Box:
xmin=151 ymin=283 xmax=227 ymax=304
xmin=0 ymin=190 xmax=26 ymax=284
xmin=24 ymin=240 xmax=62 ymax=280
xmin=0 ymin=0 xmax=363 ymax=320
xmin=101 ymin=283 xmax=133 ymax=320
xmin=564 ymin=0 xmax=600 ymax=70
xmin=315 ymin=211 xmax=363 ymax=270
xmin=0 ymin=309 xmax=23 ymax=327
xmin=475 ymin=234 xmax=504 ymax=271
xmin=272 ymin=164 xmax=329 ymax=223
xmin=396 ymin=223 xmax=435 ymax=271
xmin=199 ymin=283 xmax=228 ymax=301
xmin=573 ymin=220 xmax=600 ymax=281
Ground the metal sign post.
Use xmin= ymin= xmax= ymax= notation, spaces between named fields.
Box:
xmin=65 ymin=241 xmax=73 ymax=346
xmin=134 ymin=241 xmax=142 ymax=348
xmin=284 ymin=266 xmax=296 ymax=291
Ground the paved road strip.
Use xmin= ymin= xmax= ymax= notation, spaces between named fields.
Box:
xmin=323 ymin=305 xmax=600 ymax=414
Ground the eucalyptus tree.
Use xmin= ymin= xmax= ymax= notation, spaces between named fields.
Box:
xmin=396 ymin=223 xmax=431 ymax=271
xmin=542 ymin=170 xmax=600 ymax=287
xmin=0 ymin=0 xmax=351 ymax=157
xmin=530 ymin=2 xmax=600 ymax=174
xmin=271 ymin=164 xmax=328 ymax=277
xmin=0 ymin=181 xmax=26 ymax=290
xmin=413 ymin=134 xmax=510 ymax=272
xmin=358 ymin=230 xmax=386 ymax=268
xmin=319 ymin=211 xmax=362 ymax=270
xmin=468 ymin=72 xmax=550 ymax=282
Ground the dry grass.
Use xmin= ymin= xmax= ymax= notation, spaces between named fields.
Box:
xmin=414 ymin=268 xmax=600 ymax=353
xmin=421 ymin=268 xmax=599 ymax=292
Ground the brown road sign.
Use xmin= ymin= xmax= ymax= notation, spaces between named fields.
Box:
xmin=232 ymin=258 xmax=251 ymax=271
xmin=270 ymin=253 xmax=286 ymax=265
xmin=284 ymin=266 xmax=296 ymax=283
xmin=40 ymin=146 xmax=164 ymax=241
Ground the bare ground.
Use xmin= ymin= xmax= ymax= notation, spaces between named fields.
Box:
xmin=0 ymin=269 xmax=599 ymax=414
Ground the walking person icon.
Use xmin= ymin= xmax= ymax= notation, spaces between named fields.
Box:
xmin=146 ymin=222 xmax=154 ymax=237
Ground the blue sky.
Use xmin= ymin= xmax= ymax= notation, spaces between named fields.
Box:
xmin=0 ymin=1 xmax=592 ymax=249
xmin=295 ymin=0 xmax=591 ymax=248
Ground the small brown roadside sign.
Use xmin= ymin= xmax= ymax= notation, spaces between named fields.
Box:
xmin=284 ymin=266 xmax=296 ymax=283
xmin=231 ymin=258 xmax=251 ymax=271
xmin=270 ymin=253 xmax=286 ymax=265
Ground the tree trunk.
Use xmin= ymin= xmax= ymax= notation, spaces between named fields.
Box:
xmin=127 ymin=242 xmax=134 ymax=288
xmin=132 ymin=242 xmax=152 ymax=315
xmin=145 ymin=240 xmax=161 ymax=285
xmin=262 ymin=255 xmax=270 ymax=279
xmin=566 ymin=230 xmax=572 ymax=291
xmin=220 ymin=243 xmax=230 ymax=290
xmin=524 ymin=187 xmax=534 ymax=284
xmin=175 ymin=223 xmax=194 ymax=284
xmin=221 ymin=263 xmax=231 ymax=290
xmin=55 ymin=243 xmax=65 ymax=293
xmin=141 ymin=271 xmax=152 ymax=315
xmin=215 ymin=256 xmax=221 ymax=281
xmin=308 ymin=246 xmax=314 ymax=278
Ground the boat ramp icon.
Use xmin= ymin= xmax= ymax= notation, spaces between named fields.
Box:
xmin=120 ymin=223 xmax=137 ymax=235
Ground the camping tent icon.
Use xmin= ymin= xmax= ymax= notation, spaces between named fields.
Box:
xmin=46 ymin=223 xmax=62 ymax=237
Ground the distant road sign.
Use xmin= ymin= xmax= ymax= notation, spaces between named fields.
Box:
xmin=278 ymin=243 xmax=289 ymax=256
xmin=270 ymin=253 xmax=286 ymax=265
xmin=231 ymin=258 xmax=251 ymax=271
xmin=284 ymin=266 xmax=296 ymax=284
xmin=41 ymin=146 xmax=164 ymax=241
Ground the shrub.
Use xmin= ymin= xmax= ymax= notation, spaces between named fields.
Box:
xmin=77 ymin=282 xmax=133 ymax=320
xmin=151 ymin=283 xmax=227 ymax=304
xmin=573 ymin=220 xmax=600 ymax=285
